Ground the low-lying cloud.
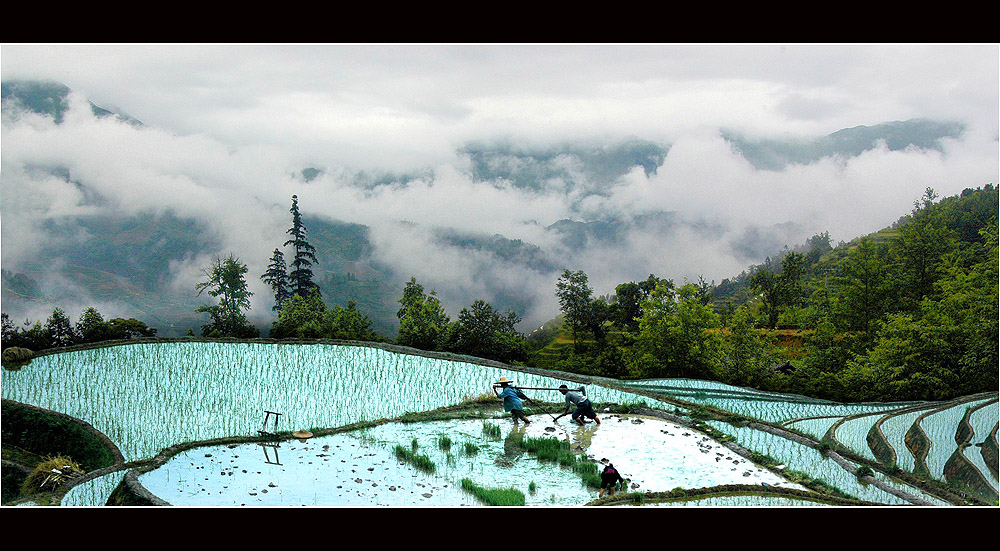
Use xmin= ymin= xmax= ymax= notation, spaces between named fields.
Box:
xmin=2 ymin=78 xmax=997 ymax=334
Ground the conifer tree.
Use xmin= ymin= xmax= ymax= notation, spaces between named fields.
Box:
xmin=283 ymin=194 xmax=320 ymax=298
xmin=261 ymin=248 xmax=291 ymax=311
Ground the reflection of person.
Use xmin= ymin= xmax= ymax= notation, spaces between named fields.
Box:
xmin=554 ymin=384 xmax=600 ymax=425
xmin=599 ymin=463 xmax=626 ymax=498
xmin=493 ymin=377 xmax=531 ymax=426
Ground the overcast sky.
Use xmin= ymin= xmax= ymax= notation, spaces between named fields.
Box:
xmin=1 ymin=44 xmax=998 ymax=329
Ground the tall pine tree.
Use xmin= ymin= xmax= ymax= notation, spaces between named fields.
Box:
xmin=261 ymin=248 xmax=291 ymax=311
xmin=283 ymin=194 xmax=320 ymax=298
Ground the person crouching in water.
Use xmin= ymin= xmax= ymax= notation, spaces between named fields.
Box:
xmin=494 ymin=377 xmax=530 ymax=426
xmin=554 ymin=384 xmax=600 ymax=425
xmin=599 ymin=463 xmax=626 ymax=498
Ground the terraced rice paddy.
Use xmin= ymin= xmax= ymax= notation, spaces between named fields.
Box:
xmin=919 ymin=397 xmax=995 ymax=480
xmin=704 ymin=420 xmax=950 ymax=506
xmin=875 ymin=406 xmax=936 ymax=472
xmin=623 ymin=379 xmax=915 ymax=424
xmin=3 ymin=341 xmax=997 ymax=506
xmin=962 ymin=400 xmax=999 ymax=494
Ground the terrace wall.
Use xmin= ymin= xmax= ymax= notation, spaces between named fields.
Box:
xmin=1 ymin=399 xmax=124 ymax=470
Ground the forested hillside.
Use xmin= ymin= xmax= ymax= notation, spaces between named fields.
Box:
xmin=526 ymin=185 xmax=998 ymax=403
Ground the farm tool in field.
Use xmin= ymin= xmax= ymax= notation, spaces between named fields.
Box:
xmin=258 ymin=410 xmax=283 ymax=439
xmin=491 ymin=383 xmax=588 ymax=424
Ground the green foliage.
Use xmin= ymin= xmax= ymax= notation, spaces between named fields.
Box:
xmin=261 ymin=248 xmax=291 ymax=312
xmin=464 ymin=442 xmax=480 ymax=455
xmin=284 ymin=195 xmax=321 ymax=298
xmin=529 ymin=186 xmax=997 ymax=404
xmin=440 ymin=299 xmax=528 ymax=364
xmin=269 ymin=292 xmax=381 ymax=341
xmin=855 ymin=465 xmax=874 ymax=478
xmin=396 ymin=277 xmax=450 ymax=350
xmin=723 ymin=306 xmax=775 ymax=387
xmin=460 ymin=478 xmax=525 ymax=506
xmin=437 ymin=435 xmax=452 ymax=451
xmin=627 ymin=281 xmax=724 ymax=379
xmin=748 ymin=252 xmax=805 ymax=329
xmin=195 ymin=253 xmax=259 ymax=338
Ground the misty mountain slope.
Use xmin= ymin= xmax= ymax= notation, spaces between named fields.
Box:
xmin=1 ymin=79 xmax=142 ymax=126
xmin=723 ymin=119 xmax=966 ymax=171
xmin=460 ymin=139 xmax=668 ymax=194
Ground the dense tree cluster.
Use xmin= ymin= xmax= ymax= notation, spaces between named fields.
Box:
xmin=394 ymin=277 xmax=527 ymax=364
xmin=1 ymin=308 xmax=156 ymax=351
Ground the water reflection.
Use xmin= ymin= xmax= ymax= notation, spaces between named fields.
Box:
xmin=495 ymin=425 xmax=527 ymax=468
xmin=260 ymin=442 xmax=282 ymax=465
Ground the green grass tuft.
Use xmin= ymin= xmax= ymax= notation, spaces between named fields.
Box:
xmin=460 ymin=478 xmax=525 ymax=506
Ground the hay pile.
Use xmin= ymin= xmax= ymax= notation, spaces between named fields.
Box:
xmin=21 ymin=456 xmax=84 ymax=495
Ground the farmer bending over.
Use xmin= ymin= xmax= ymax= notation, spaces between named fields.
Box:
xmin=494 ymin=377 xmax=531 ymax=426
xmin=598 ymin=463 xmax=626 ymax=498
xmin=554 ymin=384 xmax=600 ymax=425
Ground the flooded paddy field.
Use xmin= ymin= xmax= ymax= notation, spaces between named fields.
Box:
xmin=138 ymin=414 xmax=800 ymax=506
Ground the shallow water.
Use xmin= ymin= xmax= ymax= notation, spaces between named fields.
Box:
xmin=138 ymin=414 xmax=800 ymax=506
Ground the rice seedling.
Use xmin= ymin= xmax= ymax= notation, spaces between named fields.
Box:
xmin=393 ymin=444 xmax=436 ymax=474
xmin=464 ymin=442 xmax=480 ymax=456
xmin=460 ymin=478 xmax=525 ymax=506
xmin=438 ymin=435 xmax=452 ymax=451
xmin=528 ymin=481 xmax=537 ymax=493
xmin=482 ymin=421 xmax=502 ymax=439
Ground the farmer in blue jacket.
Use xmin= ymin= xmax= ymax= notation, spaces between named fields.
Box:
xmin=493 ymin=377 xmax=531 ymax=426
